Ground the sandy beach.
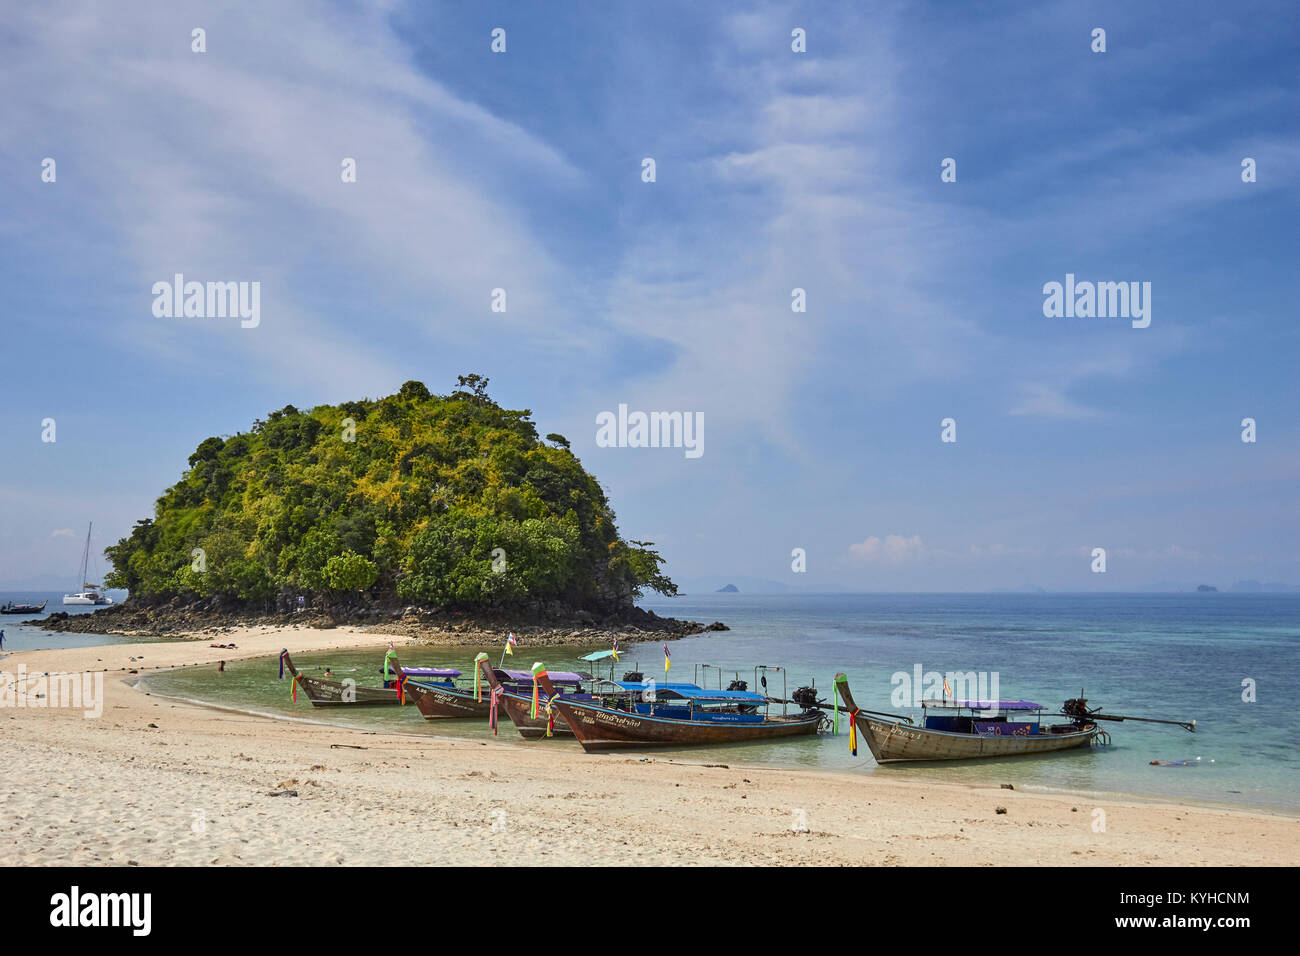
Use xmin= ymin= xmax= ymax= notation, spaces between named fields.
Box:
xmin=2 ymin=625 xmax=1296 ymax=867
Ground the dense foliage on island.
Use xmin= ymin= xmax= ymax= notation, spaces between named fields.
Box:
xmin=103 ymin=377 xmax=677 ymax=616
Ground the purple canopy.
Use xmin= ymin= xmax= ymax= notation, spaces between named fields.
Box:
xmin=923 ymin=698 xmax=1044 ymax=711
xmin=499 ymin=669 xmax=588 ymax=684
xmin=401 ymin=667 xmax=462 ymax=678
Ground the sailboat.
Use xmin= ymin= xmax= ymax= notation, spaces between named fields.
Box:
xmin=63 ymin=523 xmax=114 ymax=606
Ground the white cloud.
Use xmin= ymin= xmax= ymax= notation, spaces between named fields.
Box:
xmin=850 ymin=534 xmax=925 ymax=561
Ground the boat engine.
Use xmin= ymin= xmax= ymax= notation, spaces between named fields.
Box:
xmin=791 ymin=686 xmax=824 ymax=712
xmin=622 ymin=671 xmax=644 ymax=683
xmin=727 ymin=679 xmax=748 ymax=692
xmin=1062 ymin=697 xmax=1095 ymax=724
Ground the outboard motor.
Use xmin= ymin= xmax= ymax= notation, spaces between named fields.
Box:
xmin=791 ymin=686 xmax=823 ymax=712
xmin=726 ymin=679 xmax=748 ymax=692
xmin=622 ymin=671 xmax=644 ymax=683
xmin=1062 ymin=697 xmax=1094 ymax=725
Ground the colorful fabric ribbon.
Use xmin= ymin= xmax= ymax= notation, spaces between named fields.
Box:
xmin=278 ymin=650 xmax=287 ymax=679
xmin=397 ymin=673 xmax=407 ymax=705
xmin=848 ymin=708 xmax=860 ymax=756
xmin=489 ymin=685 xmax=504 ymax=735
xmin=530 ymin=663 xmax=547 ymax=718
xmin=473 ymin=652 xmax=489 ymax=702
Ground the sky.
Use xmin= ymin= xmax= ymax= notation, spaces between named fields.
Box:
xmin=1 ymin=0 xmax=1297 ymax=593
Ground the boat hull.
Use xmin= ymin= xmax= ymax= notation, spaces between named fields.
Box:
xmin=1 ymin=601 xmax=47 ymax=615
xmin=857 ymin=715 xmax=1099 ymax=762
xmin=403 ymin=681 xmax=504 ymax=720
xmin=551 ymin=698 xmax=822 ymax=752
xmin=296 ymin=675 xmax=399 ymax=706
xmin=496 ymin=690 xmax=572 ymax=738
xmin=62 ymin=595 xmax=111 ymax=606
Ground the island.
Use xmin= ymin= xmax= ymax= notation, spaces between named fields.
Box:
xmin=42 ymin=376 xmax=724 ymax=643
xmin=716 ymin=584 xmax=740 ymax=593
xmin=1196 ymin=584 xmax=1218 ymax=593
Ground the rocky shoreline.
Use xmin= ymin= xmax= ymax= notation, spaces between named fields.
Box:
xmin=37 ymin=600 xmax=728 ymax=647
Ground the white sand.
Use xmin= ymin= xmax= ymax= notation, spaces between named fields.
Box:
xmin=2 ymin=625 xmax=1296 ymax=866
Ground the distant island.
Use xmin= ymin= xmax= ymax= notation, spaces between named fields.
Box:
xmin=43 ymin=377 xmax=725 ymax=642
xmin=715 ymin=584 xmax=740 ymax=593
xmin=1196 ymin=584 xmax=1218 ymax=593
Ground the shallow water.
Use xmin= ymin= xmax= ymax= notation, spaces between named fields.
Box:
xmin=139 ymin=592 xmax=1300 ymax=814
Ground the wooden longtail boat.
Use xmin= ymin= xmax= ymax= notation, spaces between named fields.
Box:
xmin=279 ymin=648 xmax=406 ymax=706
xmin=535 ymin=665 xmax=824 ymax=752
xmin=832 ymin=673 xmax=1100 ymax=762
xmin=399 ymin=654 xmax=594 ymax=729
xmin=1 ymin=600 xmax=47 ymax=615
xmin=400 ymin=666 xmax=501 ymax=720
xmin=475 ymin=655 xmax=602 ymax=738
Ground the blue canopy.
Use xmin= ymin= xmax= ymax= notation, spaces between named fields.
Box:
xmin=611 ymin=682 xmax=766 ymax=703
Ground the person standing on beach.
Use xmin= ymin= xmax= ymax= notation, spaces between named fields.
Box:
xmin=0 ymin=629 xmax=5 ymax=650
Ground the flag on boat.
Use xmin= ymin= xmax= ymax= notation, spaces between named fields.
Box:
xmin=505 ymin=632 xmax=517 ymax=656
xmin=612 ymin=637 xmax=620 ymax=661
xmin=943 ymin=676 xmax=953 ymax=700
xmin=663 ymin=643 xmax=671 ymax=675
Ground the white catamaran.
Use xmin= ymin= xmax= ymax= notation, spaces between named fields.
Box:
xmin=63 ymin=522 xmax=114 ymax=606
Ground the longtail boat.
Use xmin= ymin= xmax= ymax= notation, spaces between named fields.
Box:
xmin=832 ymin=673 xmax=1194 ymax=763
xmin=279 ymin=647 xmax=412 ymax=706
xmin=1 ymin=600 xmax=47 ymax=615
xmin=402 ymin=653 xmax=592 ymax=731
xmin=400 ymin=666 xmax=501 ymax=720
xmin=535 ymin=663 xmax=826 ymax=752
xmin=474 ymin=654 xmax=620 ymax=738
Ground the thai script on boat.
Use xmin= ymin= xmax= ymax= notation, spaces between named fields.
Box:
xmin=595 ymin=405 xmax=704 ymax=459
xmin=1042 ymin=274 xmax=1151 ymax=328
xmin=0 ymin=665 xmax=103 ymax=718
xmin=152 ymin=273 xmax=261 ymax=328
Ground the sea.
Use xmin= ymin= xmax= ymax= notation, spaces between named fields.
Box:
xmin=3 ymin=590 xmax=1297 ymax=815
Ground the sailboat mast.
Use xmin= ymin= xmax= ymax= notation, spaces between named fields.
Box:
xmin=80 ymin=522 xmax=92 ymax=588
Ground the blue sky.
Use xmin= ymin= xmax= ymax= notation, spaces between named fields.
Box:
xmin=1 ymin=0 xmax=1297 ymax=592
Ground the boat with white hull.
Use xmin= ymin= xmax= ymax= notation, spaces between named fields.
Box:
xmin=63 ymin=523 xmax=113 ymax=606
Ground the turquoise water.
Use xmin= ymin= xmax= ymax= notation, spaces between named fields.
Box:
xmin=137 ymin=592 xmax=1300 ymax=814
xmin=0 ymin=591 xmax=136 ymax=652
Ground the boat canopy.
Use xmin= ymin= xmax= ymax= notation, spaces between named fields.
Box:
xmin=401 ymin=667 xmax=462 ymax=678
xmin=662 ymin=688 xmax=769 ymax=704
xmin=922 ymin=699 xmax=1045 ymax=711
xmin=498 ymin=669 xmax=591 ymax=684
xmin=579 ymin=650 xmax=619 ymax=661
xmin=613 ymin=681 xmax=704 ymax=694
xmin=611 ymin=682 xmax=766 ymax=703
